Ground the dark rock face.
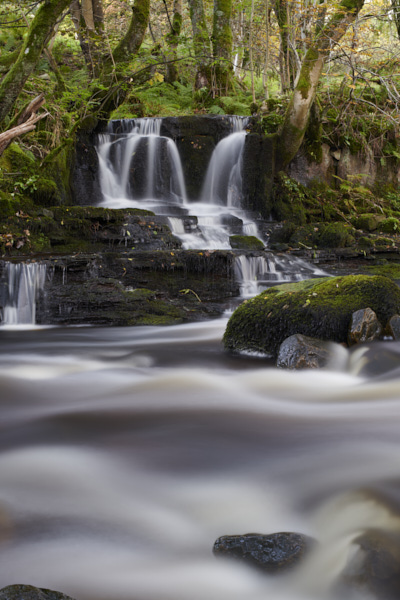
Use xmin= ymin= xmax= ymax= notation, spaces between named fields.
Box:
xmin=348 ymin=307 xmax=383 ymax=346
xmin=70 ymin=131 xmax=102 ymax=207
xmin=276 ymin=334 xmax=336 ymax=369
xmin=213 ymin=532 xmax=314 ymax=573
xmin=0 ymin=585 xmax=77 ymax=600
xmin=341 ymin=530 xmax=400 ymax=600
xmin=8 ymin=249 xmax=238 ymax=326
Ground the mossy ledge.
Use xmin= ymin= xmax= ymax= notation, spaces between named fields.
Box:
xmin=223 ymin=275 xmax=400 ymax=357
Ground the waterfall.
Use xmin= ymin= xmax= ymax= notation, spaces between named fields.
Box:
xmin=1 ymin=262 xmax=47 ymax=325
xmin=235 ymin=254 xmax=328 ymax=298
xmin=97 ymin=118 xmax=187 ymax=207
xmin=96 ymin=115 xmax=265 ymax=250
xmin=200 ymin=117 xmax=249 ymax=207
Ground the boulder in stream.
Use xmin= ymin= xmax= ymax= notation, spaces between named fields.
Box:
xmin=224 ymin=275 xmax=400 ymax=358
xmin=213 ymin=532 xmax=314 ymax=573
xmin=348 ymin=307 xmax=383 ymax=346
xmin=276 ymin=333 xmax=339 ymax=369
xmin=0 ymin=585 xmax=77 ymax=600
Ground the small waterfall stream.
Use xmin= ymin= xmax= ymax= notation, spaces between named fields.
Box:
xmin=1 ymin=262 xmax=47 ymax=326
xmin=234 ymin=254 xmax=328 ymax=297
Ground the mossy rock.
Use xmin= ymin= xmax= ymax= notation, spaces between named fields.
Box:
xmin=317 ymin=222 xmax=355 ymax=249
xmin=378 ymin=217 xmax=400 ymax=234
xmin=352 ymin=213 xmax=385 ymax=232
xmin=229 ymin=235 xmax=264 ymax=250
xmin=288 ymin=222 xmax=356 ymax=249
xmin=223 ymin=275 xmax=400 ymax=357
xmin=357 ymin=236 xmax=374 ymax=250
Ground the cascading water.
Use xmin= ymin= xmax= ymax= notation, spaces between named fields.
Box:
xmin=0 ymin=262 xmax=47 ymax=325
xmin=200 ymin=117 xmax=248 ymax=208
xmin=97 ymin=118 xmax=187 ymax=208
xmin=96 ymin=116 xmax=265 ymax=251
xmin=96 ymin=115 xmax=327 ymax=293
xmin=234 ymin=254 xmax=328 ymax=297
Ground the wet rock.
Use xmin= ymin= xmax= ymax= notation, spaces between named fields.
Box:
xmin=342 ymin=529 xmax=400 ymax=600
xmin=0 ymin=585 xmax=77 ymax=600
xmin=0 ymin=249 xmax=238 ymax=326
xmin=229 ymin=235 xmax=264 ymax=250
xmin=220 ymin=213 xmax=243 ymax=233
xmin=224 ymin=275 xmax=400 ymax=358
xmin=276 ymin=334 xmax=337 ymax=369
xmin=348 ymin=307 xmax=382 ymax=346
xmin=213 ymin=532 xmax=314 ymax=573
xmin=386 ymin=315 xmax=400 ymax=340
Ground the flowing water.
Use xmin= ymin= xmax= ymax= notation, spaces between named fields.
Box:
xmin=1 ymin=322 xmax=400 ymax=600
xmin=1 ymin=116 xmax=399 ymax=599
xmin=96 ymin=117 xmax=265 ymax=250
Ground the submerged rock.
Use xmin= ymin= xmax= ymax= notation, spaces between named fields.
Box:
xmin=213 ymin=532 xmax=314 ymax=573
xmin=348 ymin=307 xmax=382 ymax=346
xmin=341 ymin=529 xmax=400 ymax=600
xmin=276 ymin=333 xmax=338 ymax=369
xmin=0 ymin=585 xmax=77 ymax=600
xmin=224 ymin=275 xmax=400 ymax=358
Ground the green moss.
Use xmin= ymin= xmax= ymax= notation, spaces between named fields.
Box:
xmin=224 ymin=275 xmax=400 ymax=357
xmin=363 ymin=263 xmax=400 ymax=280
xmin=374 ymin=236 xmax=396 ymax=249
xmin=229 ymin=235 xmax=264 ymax=250
xmin=352 ymin=213 xmax=385 ymax=232
xmin=297 ymin=47 xmax=319 ymax=100
xmin=378 ymin=217 xmax=400 ymax=234
xmin=357 ymin=236 xmax=374 ymax=249
xmin=317 ymin=222 xmax=355 ymax=248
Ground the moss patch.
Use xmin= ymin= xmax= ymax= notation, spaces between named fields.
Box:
xmin=224 ymin=275 xmax=400 ymax=357
xmin=229 ymin=235 xmax=264 ymax=250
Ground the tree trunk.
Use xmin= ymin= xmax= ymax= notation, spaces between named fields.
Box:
xmin=212 ymin=0 xmax=233 ymax=94
xmin=112 ymin=0 xmax=151 ymax=63
xmin=276 ymin=0 xmax=365 ymax=171
xmin=70 ymin=0 xmax=106 ymax=78
xmin=0 ymin=0 xmax=71 ymax=127
xmin=187 ymin=0 xmax=212 ymax=88
xmin=391 ymin=0 xmax=400 ymax=39
xmin=165 ymin=0 xmax=183 ymax=84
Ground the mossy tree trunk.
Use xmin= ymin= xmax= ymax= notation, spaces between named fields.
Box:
xmin=272 ymin=0 xmax=294 ymax=92
xmin=165 ymin=0 xmax=183 ymax=84
xmin=187 ymin=0 xmax=212 ymax=88
xmin=275 ymin=0 xmax=365 ymax=172
xmin=0 ymin=0 xmax=71 ymax=127
xmin=111 ymin=0 xmax=151 ymax=63
xmin=212 ymin=0 xmax=233 ymax=95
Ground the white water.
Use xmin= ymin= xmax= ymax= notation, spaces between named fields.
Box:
xmin=1 ymin=262 xmax=47 ymax=325
xmin=96 ymin=116 xmax=267 ymax=251
xmin=97 ymin=118 xmax=187 ymax=206
xmin=234 ymin=254 xmax=328 ymax=297
xmin=1 ymin=322 xmax=400 ymax=600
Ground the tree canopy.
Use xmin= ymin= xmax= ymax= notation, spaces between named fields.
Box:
xmin=0 ymin=0 xmax=400 ymax=170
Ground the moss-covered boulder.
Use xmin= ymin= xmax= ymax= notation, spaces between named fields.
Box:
xmin=223 ymin=275 xmax=400 ymax=357
xmin=229 ymin=235 xmax=264 ymax=250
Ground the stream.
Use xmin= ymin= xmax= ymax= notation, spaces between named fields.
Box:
xmin=1 ymin=321 xmax=400 ymax=599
